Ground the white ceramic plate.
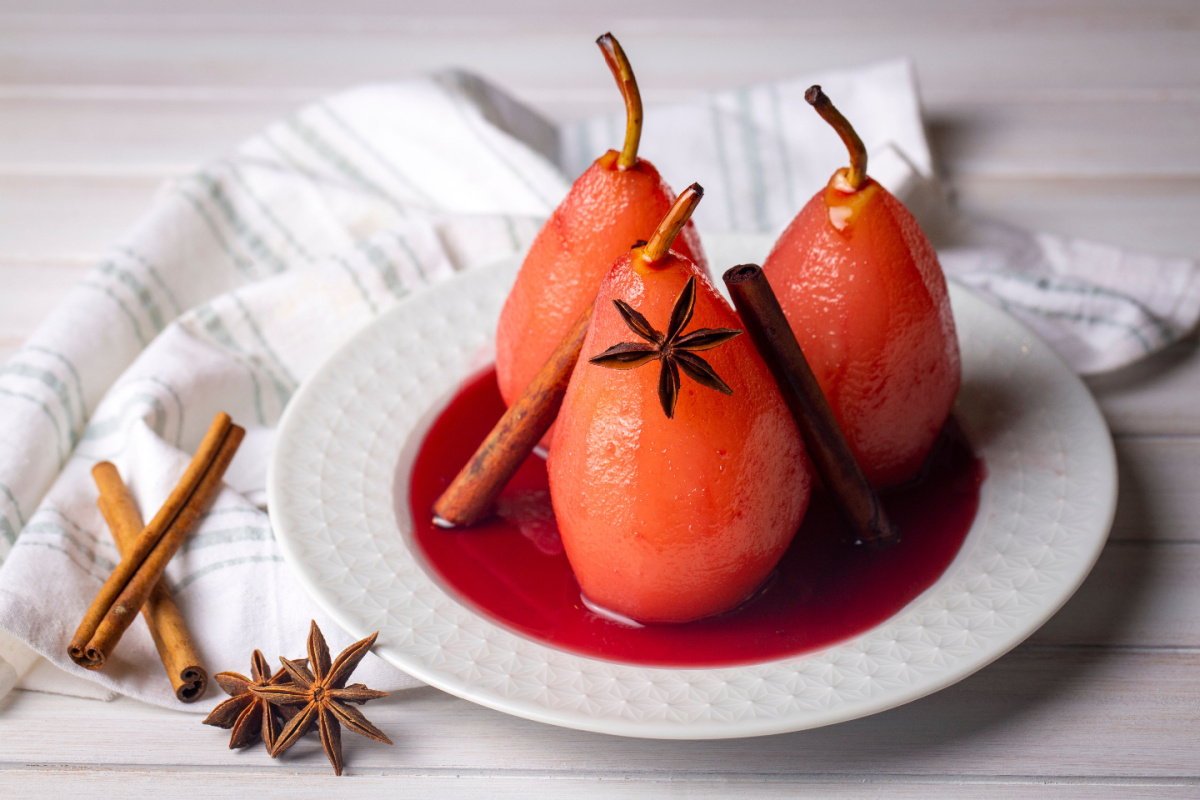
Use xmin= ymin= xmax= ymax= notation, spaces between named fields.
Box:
xmin=268 ymin=237 xmax=1117 ymax=739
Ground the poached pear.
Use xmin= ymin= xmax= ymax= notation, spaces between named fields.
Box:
xmin=495 ymin=33 xmax=706 ymax=429
xmin=762 ymin=86 xmax=960 ymax=488
xmin=548 ymin=187 xmax=811 ymax=624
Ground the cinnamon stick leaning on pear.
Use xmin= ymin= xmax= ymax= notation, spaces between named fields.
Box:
xmin=433 ymin=184 xmax=705 ymax=528
xmin=433 ymin=300 xmax=594 ymax=528
xmin=723 ymin=264 xmax=898 ymax=548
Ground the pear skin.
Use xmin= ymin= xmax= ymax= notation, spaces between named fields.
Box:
xmin=548 ymin=250 xmax=811 ymax=624
xmin=763 ymin=175 xmax=959 ymax=488
xmin=496 ymin=152 xmax=706 ymax=413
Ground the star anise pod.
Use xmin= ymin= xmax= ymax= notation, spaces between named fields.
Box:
xmin=252 ymin=621 xmax=392 ymax=776
xmin=589 ymin=275 xmax=743 ymax=418
xmin=203 ymin=649 xmax=306 ymax=753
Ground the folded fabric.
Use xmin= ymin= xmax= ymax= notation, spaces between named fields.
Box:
xmin=0 ymin=59 xmax=1196 ymax=711
xmin=0 ymin=72 xmax=561 ymax=707
xmin=561 ymin=59 xmax=1200 ymax=372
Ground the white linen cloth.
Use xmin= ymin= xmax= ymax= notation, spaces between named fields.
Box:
xmin=1 ymin=59 xmax=1197 ymax=711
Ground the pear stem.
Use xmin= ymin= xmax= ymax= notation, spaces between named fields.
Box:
xmin=805 ymin=85 xmax=868 ymax=190
xmin=597 ymin=33 xmax=643 ymax=170
xmin=642 ymin=184 xmax=703 ymax=266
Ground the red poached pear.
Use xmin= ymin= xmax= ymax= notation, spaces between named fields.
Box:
xmin=495 ymin=33 xmax=707 ymax=430
xmin=762 ymin=86 xmax=960 ymax=488
xmin=548 ymin=187 xmax=812 ymax=624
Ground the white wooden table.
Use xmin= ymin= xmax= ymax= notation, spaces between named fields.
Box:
xmin=2 ymin=2 xmax=1198 ymax=796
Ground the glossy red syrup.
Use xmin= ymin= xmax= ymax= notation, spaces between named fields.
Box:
xmin=407 ymin=369 xmax=983 ymax=668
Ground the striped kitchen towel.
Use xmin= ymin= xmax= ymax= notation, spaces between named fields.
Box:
xmin=0 ymin=71 xmax=563 ymax=706
xmin=562 ymin=59 xmax=1200 ymax=373
xmin=0 ymin=59 xmax=1197 ymax=710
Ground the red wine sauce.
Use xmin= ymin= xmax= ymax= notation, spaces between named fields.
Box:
xmin=406 ymin=369 xmax=983 ymax=668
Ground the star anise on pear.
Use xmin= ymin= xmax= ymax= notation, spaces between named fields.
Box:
xmin=251 ymin=621 xmax=392 ymax=776
xmin=202 ymin=649 xmax=306 ymax=753
xmin=589 ymin=275 xmax=743 ymax=418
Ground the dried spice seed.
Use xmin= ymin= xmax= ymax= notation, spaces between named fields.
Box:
xmin=589 ymin=275 xmax=742 ymax=418
xmin=252 ymin=621 xmax=391 ymax=776
xmin=203 ymin=649 xmax=304 ymax=753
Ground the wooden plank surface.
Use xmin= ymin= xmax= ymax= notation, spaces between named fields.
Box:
xmin=0 ymin=769 xmax=1195 ymax=800
xmin=1 ymin=648 xmax=1198 ymax=778
xmin=3 ymin=13 xmax=1199 ymax=101
xmin=1 ymin=1 xmax=1198 ymax=796
xmin=6 ymin=97 xmax=1198 ymax=179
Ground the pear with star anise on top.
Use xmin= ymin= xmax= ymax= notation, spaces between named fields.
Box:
xmin=548 ymin=185 xmax=813 ymax=624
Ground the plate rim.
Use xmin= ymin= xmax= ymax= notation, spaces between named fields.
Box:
xmin=268 ymin=246 xmax=1117 ymax=740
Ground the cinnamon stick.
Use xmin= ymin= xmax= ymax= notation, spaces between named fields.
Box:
xmin=93 ymin=462 xmax=208 ymax=702
xmin=69 ymin=413 xmax=244 ymax=670
xmin=433 ymin=301 xmax=594 ymax=527
xmin=722 ymin=264 xmax=898 ymax=548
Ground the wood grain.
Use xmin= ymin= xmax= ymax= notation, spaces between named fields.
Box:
xmin=0 ymin=174 xmax=161 ymax=260
xmin=0 ymin=258 xmax=91 ymax=363
xmin=0 ymin=768 xmax=1195 ymax=799
xmin=2 ymin=15 xmax=1198 ymax=102
xmin=1 ymin=648 xmax=1198 ymax=776
xmin=1091 ymin=345 xmax=1200 ymax=436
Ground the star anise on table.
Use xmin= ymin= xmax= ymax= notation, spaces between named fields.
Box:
xmin=251 ymin=621 xmax=392 ymax=776
xmin=202 ymin=649 xmax=305 ymax=753
xmin=589 ymin=275 xmax=743 ymax=418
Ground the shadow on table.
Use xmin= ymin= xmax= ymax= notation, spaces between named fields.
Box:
xmin=1032 ymin=444 xmax=1178 ymax=644
xmin=1086 ymin=335 xmax=1200 ymax=399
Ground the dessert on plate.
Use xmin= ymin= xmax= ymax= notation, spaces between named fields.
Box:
xmin=424 ymin=42 xmax=968 ymax=651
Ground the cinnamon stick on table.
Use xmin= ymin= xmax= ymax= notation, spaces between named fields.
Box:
xmin=433 ymin=300 xmax=594 ymax=527
xmin=69 ymin=412 xmax=244 ymax=670
xmin=723 ymin=264 xmax=899 ymax=548
xmin=93 ymin=461 xmax=208 ymax=702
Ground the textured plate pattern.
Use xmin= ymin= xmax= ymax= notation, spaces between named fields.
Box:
xmin=269 ymin=256 xmax=1117 ymax=740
